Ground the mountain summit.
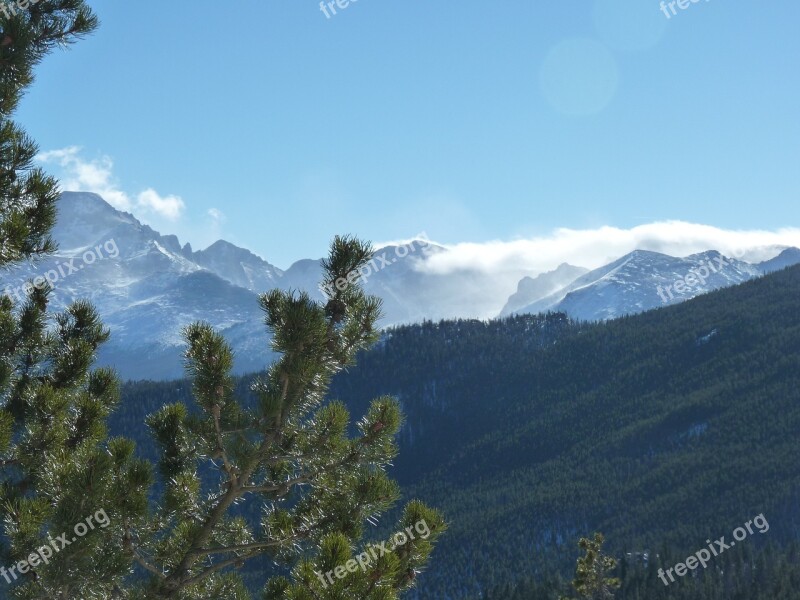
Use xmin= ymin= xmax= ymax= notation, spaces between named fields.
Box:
xmin=509 ymin=249 xmax=765 ymax=321
xmin=192 ymin=239 xmax=283 ymax=292
xmin=4 ymin=192 xmax=797 ymax=380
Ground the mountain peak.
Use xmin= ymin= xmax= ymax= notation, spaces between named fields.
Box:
xmin=514 ymin=249 xmax=766 ymax=321
xmin=54 ymin=192 xmax=142 ymax=249
xmin=759 ymin=247 xmax=800 ymax=274
xmin=193 ymin=239 xmax=282 ymax=292
xmin=500 ymin=263 xmax=588 ymax=317
xmin=58 ymin=191 xmax=129 ymax=220
xmin=60 ymin=190 xmax=115 ymax=208
xmin=205 ymin=239 xmax=241 ymax=252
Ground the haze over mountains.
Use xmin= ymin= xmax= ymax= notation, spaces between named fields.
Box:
xmin=2 ymin=192 xmax=798 ymax=380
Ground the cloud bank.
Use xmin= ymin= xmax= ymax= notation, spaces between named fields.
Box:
xmin=34 ymin=147 xmax=800 ymax=285
xmin=36 ymin=147 xmax=185 ymax=221
xmin=408 ymin=222 xmax=800 ymax=277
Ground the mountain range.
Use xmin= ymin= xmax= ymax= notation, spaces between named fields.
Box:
xmin=509 ymin=249 xmax=765 ymax=321
xmin=115 ymin=264 xmax=800 ymax=598
xmin=2 ymin=192 xmax=798 ymax=379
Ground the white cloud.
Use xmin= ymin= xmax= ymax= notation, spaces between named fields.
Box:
xmin=137 ymin=188 xmax=185 ymax=221
xmin=414 ymin=221 xmax=800 ymax=276
xmin=207 ymin=208 xmax=226 ymax=224
xmin=36 ymin=147 xmax=185 ymax=221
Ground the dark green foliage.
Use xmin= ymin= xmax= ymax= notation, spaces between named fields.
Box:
xmin=562 ymin=533 xmax=619 ymax=600
xmin=117 ymin=266 xmax=800 ymax=598
xmin=485 ymin=540 xmax=800 ymax=600
xmin=131 ymin=237 xmax=444 ymax=599
xmin=329 ymin=267 xmax=800 ymax=597
xmin=0 ymin=4 xmax=152 ymax=598
xmin=0 ymin=0 xmax=98 ymax=268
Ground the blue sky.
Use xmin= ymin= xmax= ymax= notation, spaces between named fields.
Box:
xmin=22 ymin=0 xmax=800 ymax=268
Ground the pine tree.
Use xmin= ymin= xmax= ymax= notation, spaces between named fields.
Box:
xmin=563 ymin=533 xmax=620 ymax=600
xmin=1 ymin=7 xmax=443 ymax=597
xmin=134 ymin=236 xmax=445 ymax=599
xmin=0 ymin=3 xmax=151 ymax=598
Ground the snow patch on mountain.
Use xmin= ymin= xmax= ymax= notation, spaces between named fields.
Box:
xmin=5 ymin=192 xmax=798 ymax=380
xmin=508 ymin=249 xmax=775 ymax=322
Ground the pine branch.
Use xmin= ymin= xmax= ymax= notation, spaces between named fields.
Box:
xmin=212 ymin=403 xmax=238 ymax=483
xmin=240 ymin=473 xmax=311 ymax=495
xmin=146 ymin=237 xmax=444 ymax=598
xmin=133 ymin=550 xmax=165 ymax=579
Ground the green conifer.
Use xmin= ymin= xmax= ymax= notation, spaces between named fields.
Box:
xmin=1 ymin=3 xmax=151 ymax=598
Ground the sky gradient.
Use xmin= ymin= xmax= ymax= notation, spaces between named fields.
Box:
xmin=22 ymin=0 xmax=800 ymax=268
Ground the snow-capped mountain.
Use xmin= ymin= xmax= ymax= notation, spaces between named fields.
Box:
xmin=4 ymin=193 xmax=797 ymax=380
xmin=759 ymin=247 xmax=800 ymax=274
xmin=504 ymin=249 xmax=785 ymax=322
xmin=2 ymin=193 xmax=270 ymax=379
xmin=499 ymin=263 xmax=589 ymax=317
xmin=192 ymin=240 xmax=284 ymax=292
xmin=0 ymin=193 xmax=525 ymax=379
xmin=279 ymin=241 xmax=519 ymax=324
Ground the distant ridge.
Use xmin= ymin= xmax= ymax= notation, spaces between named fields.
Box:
xmin=2 ymin=191 xmax=795 ymax=380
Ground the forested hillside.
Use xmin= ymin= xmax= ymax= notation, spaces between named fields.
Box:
xmin=483 ymin=539 xmax=800 ymax=600
xmin=114 ymin=265 xmax=800 ymax=598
